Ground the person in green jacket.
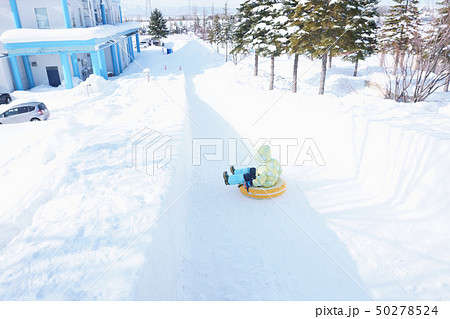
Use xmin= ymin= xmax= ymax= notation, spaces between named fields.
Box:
xmin=223 ymin=145 xmax=282 ymax=189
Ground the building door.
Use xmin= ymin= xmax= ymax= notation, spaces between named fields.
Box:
xmin=46 ymin=66 xmax=61 ymax=87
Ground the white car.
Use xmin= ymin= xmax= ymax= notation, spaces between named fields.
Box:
xmin=0 ymin=102 xmax=50 ymax=124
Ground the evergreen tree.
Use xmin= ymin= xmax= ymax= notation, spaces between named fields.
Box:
xmin=292 ymin=0 xmax=344 ymax=94
xmin=148 ymin=9 xmax=169 ymax=40
xmin=377 ymin=0 xmax=421 ymax=66
xmin=340 ymin=0 xmax=379 ymax=76
xmin=208 ymin=14 xmax=222 ymax=51
xmin=248 ymin=0 xmax=288 ymax=90
xmin=284 ymin=0 xmax=303 ymax=92
xmin=221 ymin=1 xmax=234 ymax=61
xmin=436 ymin=0 xmax=450 ymax=29
xmin=232 ymin=0 xmax=260 ymax=75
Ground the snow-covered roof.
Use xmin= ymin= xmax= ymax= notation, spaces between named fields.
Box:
xmin=0 ymin=23 xmax=140 ymax=44
xmin=0 ymin=23 xmax=140 ymax=55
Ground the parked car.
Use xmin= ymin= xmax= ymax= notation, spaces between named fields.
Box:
xmin=0 ymin=93 xmax=12 ymax=105
xmin=0 ymin=102 xmax=50 ymax=124
xmin=139 ymin=40 xmax=149 ymax=48
xmin=151 ymin=39 xmax=161 ymax=46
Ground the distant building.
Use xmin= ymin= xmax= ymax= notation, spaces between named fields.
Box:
xmin=0 ymin=0 xmax=141 ymax=92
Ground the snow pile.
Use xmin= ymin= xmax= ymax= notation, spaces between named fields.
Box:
xmin=439 ymin=102 xmax=450 ymax=115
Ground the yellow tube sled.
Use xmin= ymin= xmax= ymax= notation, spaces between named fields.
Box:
xmin=239 ymin=177 xmax=286 ymax=199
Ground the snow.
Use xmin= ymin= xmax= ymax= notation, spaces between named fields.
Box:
xmin=273 ymin=16 xmax=289 ymax=25
xmin=0 ymin=23 xmax=140 ymax=44
xmin=1 ymin=35 xmax=450 ymax=300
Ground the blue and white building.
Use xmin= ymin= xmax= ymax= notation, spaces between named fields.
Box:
xmin=0 ymin=0 xmax=141 ymax=92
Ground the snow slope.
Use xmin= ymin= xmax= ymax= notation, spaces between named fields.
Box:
xmin=184 ymin=41 xmax=450 ymax=300
xmin=1 ymin=35 xmax=449 ymax=300
xmin=0 ymin=44 xmax=187 ymax=300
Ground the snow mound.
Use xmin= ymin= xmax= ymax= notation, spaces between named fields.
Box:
xmin=438 ymin=103 xmax=450 ymax=116
xmin=73 ymin=74 xmax=119 ymax=97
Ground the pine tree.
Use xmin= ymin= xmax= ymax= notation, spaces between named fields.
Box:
xmin=221 ymin=1 xmax=234 ymax=61
xmin=148 ymin=9 xmax=169 ymax=40
xmin=378 ymin=0 xmax=421 ymax=67
xmin=435 ymin=0 xmax=450 ymax=30
xmin=292 ymin=0 xmax=344 ymax=94
xmin=208 ymin=14 xmax=222 ymax=51
xmin=340 ymin=0 xmax=379 ymax=76
xmin=284 ymin=0 xmax=302 ymax=92
xmin=248 ymin=0 xmax=288 ymax=90
xmin=232 ymin=0 xmax=260 ymax=75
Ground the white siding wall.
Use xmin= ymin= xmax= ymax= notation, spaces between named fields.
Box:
xmin=118 ymin=38 xmax=128 ymax=69
xmin=17 ymin=0 xmax=65 ymax=29
xmin=28 ymin=54 xmax=67 ymax=86
xmin=111 ymin=2 xmax=120 ymax=24
xmin=0 ymin=1 xmax=15 ymax=34
xmin=13 ymin=55 xmax=30 ymax=89
xmin=2 ymin=55 xmax=30 ymax=90
xmin=0 ymin=1 xmax=16 ymax=57
xmin=67 ymin=0 xmax=91 ymax=27
xmin=104 ymin=47 xmax=113 ymax=74
xmin=0 ymin=56 xmax=15 ymax=93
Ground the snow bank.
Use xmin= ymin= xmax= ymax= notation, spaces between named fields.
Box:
xmin=0 ymin=42 xmax=187 ymax=300
xmin=438 ymin=102 xmax=450 ymax=115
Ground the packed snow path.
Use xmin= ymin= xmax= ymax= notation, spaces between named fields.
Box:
xmin=135 ymin=39 xmax=450 ymax=300
xmin=135 ymin=40 xmax=370 ymax=300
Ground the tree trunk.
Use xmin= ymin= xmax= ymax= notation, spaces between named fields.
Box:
xmin=445 ymin=72 xmax=450 ymax=92
xmin=353 ymin=58 xmax=359 ymax=77
xmin=226 ymin=42 xmax=228 ymax=62
xmin=293 ymin=54 xmax=299 ymax=93
xmin=254 ymin=54 xmax=259 ymax=76
xmin=399 ymin=53 xmax=405 ymax=67
xmin=328 ymin=53 xmax=332 ymax=69
xmin=319 ymin=53 xmax=327 ymax=95
xmin=269 ymin=56 xmax=275 ymax=91
xmin=380 ymin=53 xmax=385 ymax=67
xmin=394 ymin=51 xmax=400 ymax=74
xmin=217 ymin=44 xmax=219 ymax=53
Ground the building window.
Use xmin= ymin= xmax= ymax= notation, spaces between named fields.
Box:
xmin=34 ymin=8 xmax=50 ymax=29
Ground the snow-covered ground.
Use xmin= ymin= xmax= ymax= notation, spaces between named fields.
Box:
xmin=0 ymin=35 xmax=449 ymax=300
